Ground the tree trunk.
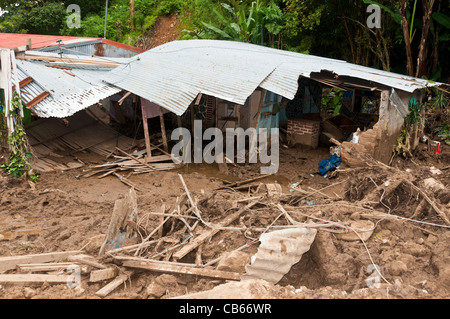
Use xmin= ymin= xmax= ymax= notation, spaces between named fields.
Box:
xmin=399 ymin=0 xmax=415 ymax=77
xmin=415 ymin=0 xmax=435 ymax=78
xmin=130 ymin=0 xmax=135 ymax=31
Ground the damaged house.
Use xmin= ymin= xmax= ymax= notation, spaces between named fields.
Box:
xmin=1 ymin=38 xmax=447 ymax=174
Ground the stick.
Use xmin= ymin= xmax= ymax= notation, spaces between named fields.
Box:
xmin=172 ymin=202 xmax=257 ymax=261
xmin=403 ymin=179 xmax=450 ymax=226
xmin=134 ymin=215 xmax=172 ymax=256
xmin=178 ymin=174 xmax=202 ymax=219
xmin=216 ymin=174 xmax=271 ymax=190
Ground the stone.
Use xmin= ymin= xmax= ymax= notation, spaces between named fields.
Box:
xmin=23 ymin=287 xmax=36 ymax=299
xmin=216 ymin=251 xmax=250 ymax=273
xmin=386 ymin=260 xmax=408 ymax=276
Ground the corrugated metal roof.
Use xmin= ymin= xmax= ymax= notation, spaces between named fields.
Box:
xmin=15 ymin=57 xmax=122 ymax=118
xmin=103 ymin=40 xmax=445 ymax=116
xmin=241 ymin=228 xmax=317 ymax=284
xmin=13 ymin=65 xmax=53 ymax=107
xmin=0 ymin=33 xmax=145 ymax=54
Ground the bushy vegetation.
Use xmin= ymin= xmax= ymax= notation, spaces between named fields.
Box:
xmin=0 ymin=0 xmax=448 ymax=82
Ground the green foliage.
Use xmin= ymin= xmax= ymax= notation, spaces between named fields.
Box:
xmin=404 ymin=97 xmax=421 ymax=129
xmin=0 ymin=94 xmax=38 ymax=182
xmin=321 ymin=88 xmax=343 ymax=116
xmin=283 ymin=0 xmax=325 ymax=38
xmin=186 ymin=0 xmax=285 ymax=47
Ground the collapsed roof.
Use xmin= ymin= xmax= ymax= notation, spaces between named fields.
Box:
xmin=9 ymin=39 xmax=447 ymax=119
xmin=103 ymin=39 xmax=446 ymax=116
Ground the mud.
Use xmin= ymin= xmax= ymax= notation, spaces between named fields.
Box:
xmin=0 ymin=142 xmax=449 ymax=299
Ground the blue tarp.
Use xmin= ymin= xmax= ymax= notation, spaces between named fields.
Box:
xmin=318 ymin=154 xmax=342 ymax=176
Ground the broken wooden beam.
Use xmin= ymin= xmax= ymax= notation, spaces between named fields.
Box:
xmin=68 ymin=254 xmax=108 ymax=269
xmin=0 ymin=274 xmax=71 ymax=285
xmin=0 ymin=251 xmax=83 ymax=273
xmin=141 ymin=101 xmax=152 ymax=159
xmin=16 ymin=55 xmax=121 ymax=67
xmin=89 ymin=268 xmax=118 ymax=282
xmin=26 ymin=91 xmax=50 ymax=109
xmin=216 ymin=175 xmax=271 ymax=190
xmin=95 ymin=273 xmax=130 ymax=297
xmin=122 ymin=260 xmax=241 ymax=281
xmin=16 ymin=262 xmax=87 ymax=274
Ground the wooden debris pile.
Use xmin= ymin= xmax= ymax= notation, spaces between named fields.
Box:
xmin=77 ymin=146 xmax=179 ymax=190
xmin=3 ymin=164 xmax=447 ymax=298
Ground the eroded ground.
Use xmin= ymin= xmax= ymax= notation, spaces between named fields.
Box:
xmin=0 ymin=142 xmax=449 ymax=299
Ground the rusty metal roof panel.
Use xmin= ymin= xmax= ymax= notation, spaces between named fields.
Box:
xmin=103 ymin=40 xmax=444 ymax=116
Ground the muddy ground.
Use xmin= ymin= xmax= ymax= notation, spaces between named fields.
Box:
xmin=0 ymin=140 xmax=449 ymax=300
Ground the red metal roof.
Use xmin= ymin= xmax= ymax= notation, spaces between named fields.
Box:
xmin=0 ymin=33 xmax=145 ymax=53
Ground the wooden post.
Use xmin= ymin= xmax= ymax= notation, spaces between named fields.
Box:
xmin=190 ymin=104 xmax=195 ymax=131
xmin=159 ymin=106 xmax=169 ymax=153
xmin=140 ymin=99 xmax=152 ymax=158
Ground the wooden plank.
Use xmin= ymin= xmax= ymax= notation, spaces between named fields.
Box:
xmin=17 ymin=55 xmax=120 ymax=67
xmin=12 ymin=76 xmax=33 ymax=92
xmin=0 ymin=251 xmax=83 ymax=273
xmin=115 ymin=147 xmax=156 ymax=171
xmin=67 ymin=254 xmax=108 ymax=269
xmin=16 ymin=262 xmax=86 ymax=273
xmin=45 ymin=64 xmax=72 ymax=70
xmin=159 ymin=106 xmax=169 ymax=153
xmin=123 ymin=260 xmax=240 ymax=281
xmin=26 ymin=91 xmax=50 ymax=109
xmin=141 ymin=100 xmax=152 ymax=158
xmin=172 ymin=202 xmax=257 ymax=260
xmin=89 ymin=268 xmax=118 ymax=282
xmin=95 ymin=274 xmax=130 ymax=297
xmin=0 ymin=274 xmax=71 ymax=285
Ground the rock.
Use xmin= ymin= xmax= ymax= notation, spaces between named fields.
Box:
xmin=73 ymin=287 xmax=85 ymax=297
xmin=386 ymin=260 xmax=408 ymax=276
xmin=146 ymin=283 xmax=166 ymax=299
xmin=404 ymin=242 xmax=429 ymax=257
xmin=336 ymin=220 xmax=374 ymax=241
xmin=147 ymin=274 xmax=178 ymax=299
xmin=424 ymin=234 xmax=438 ymax=247
xmin=216 ymin=251 xmax=250 ymax=273
xmin=23 ymin=287 xmax=36 ymax=299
